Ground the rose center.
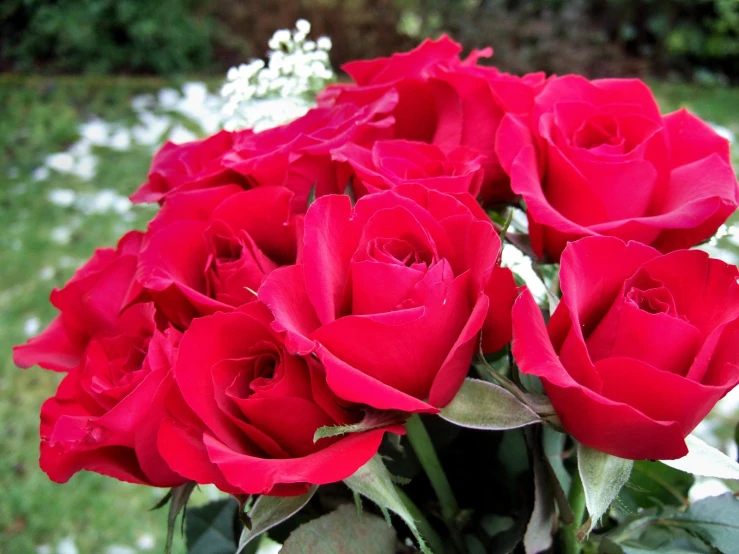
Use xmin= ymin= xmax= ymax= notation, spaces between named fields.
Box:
xmin=572 ymin=114 xmax=622 ymax=150
xmin=369 ymin=237 xmax=434 ymax=268
xmin=211 ymin=233 xmax=243 ymax=264
xmin=623 ymin=269 xmax=679 ymax=317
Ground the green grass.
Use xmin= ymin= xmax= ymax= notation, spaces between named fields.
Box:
xmin=0 ymin=79 xmax=174 ymax=554
xmin=1 ymin=76 xmax=738 ymax=553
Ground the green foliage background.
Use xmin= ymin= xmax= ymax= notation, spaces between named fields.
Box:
xmin=1 ymin=0 xmax=738 ymax=80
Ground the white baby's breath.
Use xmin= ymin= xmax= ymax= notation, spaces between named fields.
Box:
xmin=221 ymin=19 xmax=335 ymax=131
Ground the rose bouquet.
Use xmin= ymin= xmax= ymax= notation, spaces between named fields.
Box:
xmin=15 ymin=25 xmax=739 ymax=554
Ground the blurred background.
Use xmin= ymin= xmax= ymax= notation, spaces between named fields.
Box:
xmin=1 ymin=1 xmax=738 ymax=553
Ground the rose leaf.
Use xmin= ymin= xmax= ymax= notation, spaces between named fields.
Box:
xmin=577 ymin=443 xmax=633 ymax=535
xmin=237 ymin=486 xmax=317 ymax=553
xmin=661 ymin=434 xmax=739 ymax=480
xmin=280 ymin=503 xmax=396 ymax=554
xmin=344 ymin=454 xmax=433 ymax=554
xmin=439 ymin=377 xmax=541 ymax=430
xmin=186 ymin=497 xmax=240 ymax=554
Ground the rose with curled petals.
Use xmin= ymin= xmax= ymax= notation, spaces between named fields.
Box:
xmin=158 ymin=302 xmax=399 ymax=496
xmin=14 ymin=231 xmax=145 ymax=372
xmin=512 ymin=236 xmax=739 ymax=460
xmin=259 ymin=185 xmax=518 ymax=414
xmin=319 ymin=35 xmax=546 ymax=204
xmin=497 ymin=75 xmax=739 ymax=261
xmin=332 ymin=139 xmax=485 ymax=197
xmin=131 ymin=129 xmax=251 ymax=204
xmin=136 ymin=185 xmax=301 ymax=329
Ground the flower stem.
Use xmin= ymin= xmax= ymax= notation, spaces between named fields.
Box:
xmin=561 ymin=469 xmax=586 ymax=554
xmin=405 ymin=414 xmax=462 ymax=551
xmin=395 ymin=486 xmax=444 ymax=554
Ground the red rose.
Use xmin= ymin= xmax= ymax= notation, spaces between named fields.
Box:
xmin=332 ymin=139 xmax=484 ymax=196
xmin=319 ymin=36 xmax=546 ymax=203
xmin=130 ymin=129 xmax=251 ymax=204
xmin=260 ymin=185 xmax=517 ymax=413
xmin=14 ymin=231 xmax=144 ymax=372
xmin=39 ymin=303 xmax=185 ymax=486
xmin=497 ymin=76 xmax=739 ymax=261
xmin=14 ymin=232 xmax=184 ymax=485
xmin=136 ymin=185 xmax=301 ymax=329
xmin=223 ymin=91 xmax=398 ymax=211
xmin=158 ymin=302 xmax=398 ymax=496
xmin=512 ymin=236 xmax=739 ymax=460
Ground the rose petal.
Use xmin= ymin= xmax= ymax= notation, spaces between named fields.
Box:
xmin=259 ymin=265 xmax=321 ymax=355
xmin=512 ymin=289 xmax=688 ymax=460
xmin=595 ymin=356 xmax=739 ymax=438
xmin=481 ymin=265 xmax=518 ymax=353
xmin=204 ymin=427 xmax=392 ymax=495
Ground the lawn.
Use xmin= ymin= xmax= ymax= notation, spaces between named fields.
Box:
xmin=1 ymin=75 xmax=738 ymax=554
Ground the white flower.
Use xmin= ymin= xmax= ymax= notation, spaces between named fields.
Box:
xmin=295 ymin=19 xmax=311 ymax=34
xmin=317 ymin=36 xmax=332 ymax=50
xmin=221 ymin=19 xmax=334 ymax=131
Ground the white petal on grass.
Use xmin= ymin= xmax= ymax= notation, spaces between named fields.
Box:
xmin=168 ymin=125 xmax=198 ymax=144
xmin=108 ymin=129 xmax=132 ymax=151
xmin=136 ymin=534 xmax=155 ymax=551
xmin=48 ymin=189 xmax=76 ymax=207
xmin=37 ymin=546 xmax=52 ymax=554
xmin=23 ymin=317 xmax=41 ymax=336
xmin=157 ymin=88 xmax=181 ymax=110
xmin=132 ymin=112 xmax=171 ymax=146
xmin=50 ymin=227 xmax=72 ymax=244
xmin=131 ymin=94 xmax=155 ymax=112
xmin=39 ymin=266 xmax=55 ymax=280
xmin=33 ymin=166 xmax=50 ymax=181
xmin=58 ymin=256 xmax=82 ymax=268
xmin=74 ymin=155 xmax=97 ymax=180
xmin=104 ymin=546 xmax=135 ymax=554
xmin=79 ymin=119 xmax=110 ymax=145
xmin=56 ymin=536 xmax=78 ymax=554
xmin=45 ymin=153 xmax=75 ymax=172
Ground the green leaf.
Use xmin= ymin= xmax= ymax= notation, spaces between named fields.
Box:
xmin=344 ymin=454 xmax=432 ymax=554
xmin=313 ymin=410 xmax=404 ymax=442
xmin=280 ymin=503 xmax=396 ymax=554
xmin=165 ymin=482 xmax=196 ymax=554
xmin=439 ymin=378 xmax=541 ymax=430
xmin=542 ymin=428 xmax=573 ymax=520
xmin=344 ymin=179 xmax=356 ymax=206
xmin=498 ymin=208 xmax=514 ymax=241
xmin=524 ymin=435 xmax=556 ymax=554
xmin=185 ymin=498 xmax=239 ymax=554
xmin=237 ymin=487 xmax=317 ymax=553
xmin=620 ymin=546 xmax=710 ymax=554
xmin=306 ymin=182 xmax=317 ymax=209
xmin=661 ymin=434 xmax=739 ymax=479
xmin=674 ymin=493 xmax=739 ymax=554
xmin=578 ymin=444 xmax=633 ymax=533
xmin=622 ymin=461 xmax=693 ymax=510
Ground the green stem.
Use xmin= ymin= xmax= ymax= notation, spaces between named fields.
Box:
xmin=396 ymin=486 xmax=445 ymax=554
xmin=561 ymin=470 xmax=586 ymax=554
xmin=405 ymin=414 xmax=462 ymax=551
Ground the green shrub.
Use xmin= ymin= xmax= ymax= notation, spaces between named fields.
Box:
xmin=1 ymin=0 xmax=214 ymax=74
